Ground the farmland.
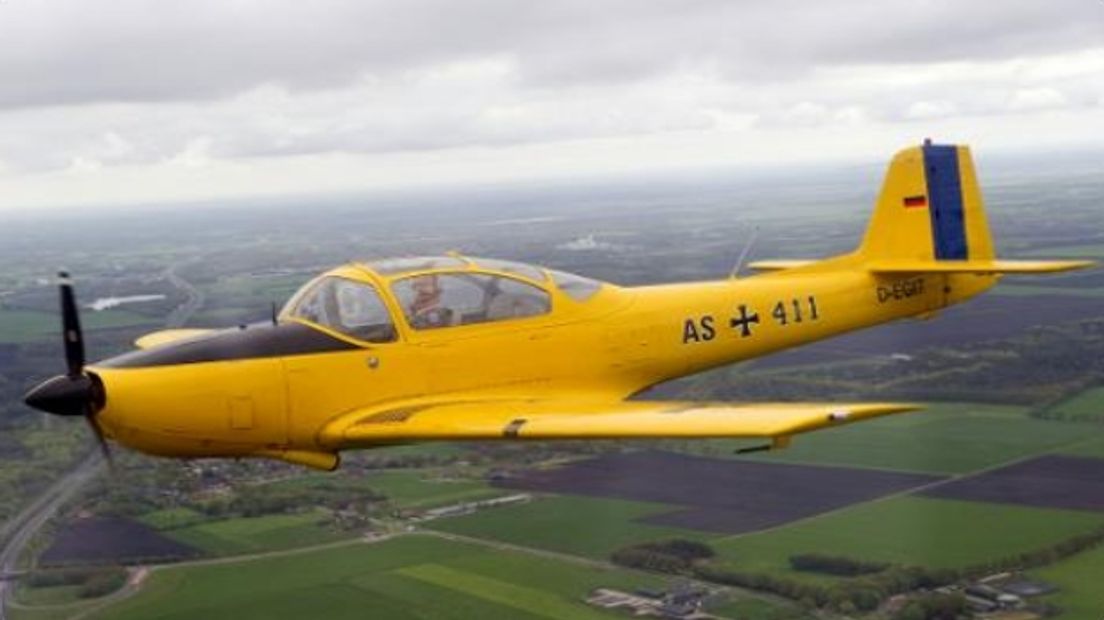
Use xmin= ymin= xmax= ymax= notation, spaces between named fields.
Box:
xmin=436 ymin=472 xmax=1104 ymax=580
xmin=922 ymin=455 xmax=1104 ymax=512
xmin=678 ymin=402 xmax=1099 ymax=475
xmin=1061 ymin=434 xmax=1104 ymax=459
xmin=39 ymin=516 xmax=198 ymax=565
xmin=1034 ymin=544 xmax=1104 ymax=618
xmin=741 ymin=293 xmax=1104 ymax=371
xmin=1045 ymin=386 xmax=1104 ymax=421
xmin=0 ymin=309 xmax=157 ymax=344
xmin=252 ymin=468 xmax=500 ymax=511
xmin=710 ymin=496 xmax=1104 ymax=577
xmin=159 ymin=510 xmax=348 ymax=556
xmin=429 ymin=495 xmax=712 ymax=558
xmin=84 ymin=535 xmax=793 ymax=620
xmin=350 ymin=470 xmax=502 ymax=510
xmin=490 ymin=451 xmax=939 ymax=534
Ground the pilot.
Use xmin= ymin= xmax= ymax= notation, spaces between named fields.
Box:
xmin=409 ymin=274 xmax=453 ymax=328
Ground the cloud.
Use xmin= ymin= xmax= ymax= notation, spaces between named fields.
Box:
xmin=0 ymin=0 xmax=1103 ymax=208
xmin=0 ymin=60 xmax=725 ymax=173
xmin=1006 ymin=87 xmax=1068 ymax=111
xmin=0 ymin=0 xmax=1101 ymax=108
xmin=905 ymin=100 xmax=958 ymax=120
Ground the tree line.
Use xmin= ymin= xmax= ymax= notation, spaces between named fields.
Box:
xmin=611 ymin=523 xmax=1104 ymax=615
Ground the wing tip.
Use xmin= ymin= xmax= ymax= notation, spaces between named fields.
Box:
xmin=831 ymin=402 xmax=921 ymax=421
xmin=134 ymin=328 xmax=215 ymax=349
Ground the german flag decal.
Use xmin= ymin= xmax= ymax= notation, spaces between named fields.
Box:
xmin=903 ymin=195 xmax=927 ymax=208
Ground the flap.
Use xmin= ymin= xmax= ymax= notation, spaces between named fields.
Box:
xmin=320 ymin=399 xmax=918 ymax=447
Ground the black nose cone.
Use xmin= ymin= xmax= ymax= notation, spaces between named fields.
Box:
xmin=24 ymin=374 xmax=95 ymax=416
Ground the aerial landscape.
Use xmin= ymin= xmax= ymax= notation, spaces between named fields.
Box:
xmin=1 ymin=153 xmax=1102 ymax=619
xmin=3 ymin=1 xmax=1104 ymax=619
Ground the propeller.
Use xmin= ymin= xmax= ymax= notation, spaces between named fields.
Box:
xmin=23 ymin=272 xmax=112 ymax=465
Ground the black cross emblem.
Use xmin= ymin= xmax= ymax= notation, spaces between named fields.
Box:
xmin=730 ymin=304 xmax=760 ymax=337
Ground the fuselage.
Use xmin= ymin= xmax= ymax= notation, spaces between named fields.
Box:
xmin=85 ymin=254 xmax=996 ymax=462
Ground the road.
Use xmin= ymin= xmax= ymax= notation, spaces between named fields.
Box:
xmin=0 ymin=452 xmax=104 ymax=619
xmin=0 ymin=261 xmax=201 ymax=619
xmin=162 ymin=264 xmax=204 ymax=329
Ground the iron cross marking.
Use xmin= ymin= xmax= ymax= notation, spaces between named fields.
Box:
xmin=730 ymin=304 xmax=760 ymax=338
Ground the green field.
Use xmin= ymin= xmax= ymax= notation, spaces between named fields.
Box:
xmin=711 ymin=496 xmax=1104 ymax=577
xmin=14 ymin=584 xmax=86 ymax=606
xmin=0 ymin=308 xmax=158 ymax=343
xmin=205 ymin=274 xmax=307 ymax=299
xmin=362 ymin=470 xmax=501 ymax=509
xmin=1034 ymin=543 xmax=1104 ymax=619
xmin=9 ymin=603 xmax=99 ymax=620
xmin=1060 ymin=434 xmax=1104 ymax=459
xmin=187 ymin=307 xmax=255 ymax=325
xmin=428 ymin=495 xmax=713 ymax=558
xmin=164 ymin=510 xmax=348 ymax=556
xmin=686 ymin=402 xmax=1100 ymax=475
xmin=139 ymin=507 xmax=209 ymax=530
xmin=1046 ymin=386 xmax=1104 ymax=421
xmin=260 ymin=468 xmax=499 ymax=510
xmin=86 ymin=535 xmax=794 ymax=620
xmin=707 ymin=597 xmax=809 ymax=620
xmin=200 ymin=274 xmax=306 ymax=311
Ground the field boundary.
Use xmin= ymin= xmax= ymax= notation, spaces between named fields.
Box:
xmin=714 ymin=432 xmax=1104 ymax=544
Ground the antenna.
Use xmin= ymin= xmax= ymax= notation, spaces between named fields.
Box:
xmin=730 ymin=226 xmax=760 ymax=279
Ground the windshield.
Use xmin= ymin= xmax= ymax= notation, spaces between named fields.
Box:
xmin=287 ymin=276 xmax=396 ymax=342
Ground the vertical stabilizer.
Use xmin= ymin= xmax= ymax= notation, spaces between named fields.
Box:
xmin=857 ymin=142 xmax=994 ymax=263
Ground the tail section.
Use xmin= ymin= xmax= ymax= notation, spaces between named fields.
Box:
xmin=856 ymin=141 xmax=1090 ymax=275
xmin=749 ymin=141 xmax=1092 ymax=275
xmin=858 ymin=141 xmax=994 ymax=263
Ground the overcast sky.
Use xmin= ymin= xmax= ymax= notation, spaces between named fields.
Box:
xmin=1 ymin=0 xmax=1102 ymax=210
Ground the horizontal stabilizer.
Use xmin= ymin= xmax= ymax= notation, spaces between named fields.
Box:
xmin=748 ymin=260 xmax=817 ymax=272
xmin=134 ymin=329 xmax=215 ymax=350
xmin=868 ymin=259 xmax=1093 ymax=275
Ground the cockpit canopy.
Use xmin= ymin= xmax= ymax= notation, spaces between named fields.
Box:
xmin=285 ymin=277 xmax=397 ymax=343
xmin=283 ymin=256 xmax=604 ymax=342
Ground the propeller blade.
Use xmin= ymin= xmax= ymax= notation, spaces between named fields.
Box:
xmin=85 ymin=409 xmax=114 ymax=468
xmin=58 ymin=271 xmax=85 ymax=378
xmin=26 ymin=271 xmax=114 ymax=466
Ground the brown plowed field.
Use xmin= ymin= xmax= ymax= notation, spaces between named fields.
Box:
xmin=40 ymin=516 xmax=199 ymax=566
xmin=494 ymin=451 xmax=942 ymax=534
xmin=921 ymin=454 xmax=1104 ymax=512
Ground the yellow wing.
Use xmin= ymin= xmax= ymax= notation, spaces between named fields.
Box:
xmin=747 ymin=260 xmax=817 ymax=272
xmin=319 ymin=399 xmax=918 ymax=449
xmin=134 ymin=329 xmax=214 ymax=349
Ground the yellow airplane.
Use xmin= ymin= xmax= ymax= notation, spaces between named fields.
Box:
xmin=24 ymin=142 xmax=1092 ymax=470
